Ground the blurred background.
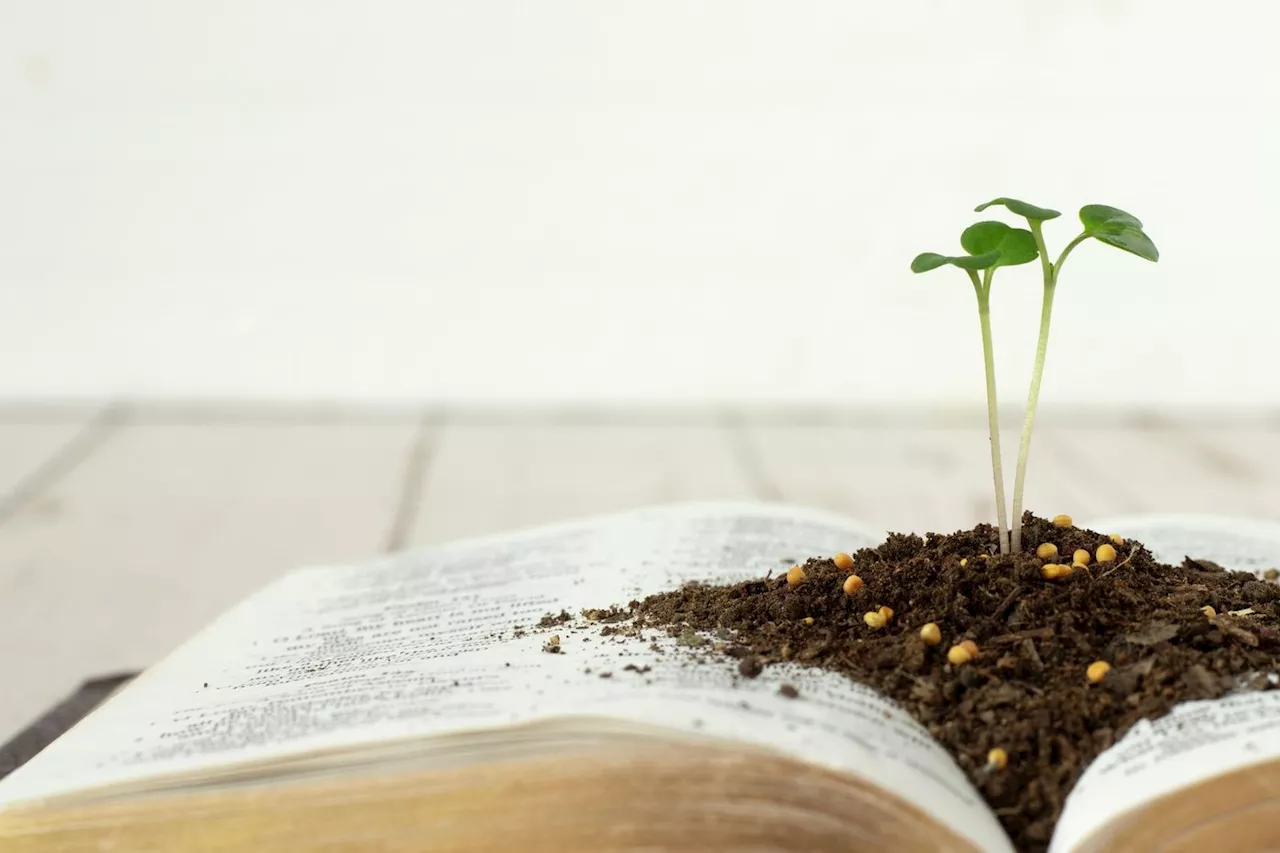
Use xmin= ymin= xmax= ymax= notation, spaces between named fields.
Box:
xmin=0 ymin=1 xmax=1277 ymax=739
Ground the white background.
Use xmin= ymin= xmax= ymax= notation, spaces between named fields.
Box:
xmin=0 ymin=1 xmax=1275 ymax=407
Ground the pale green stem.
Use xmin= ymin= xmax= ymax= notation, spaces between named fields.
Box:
xmin=1008 ymin=229 xmax=1089 ymax=552
xmin=969 ymin=268 xmax=1010 ymax=555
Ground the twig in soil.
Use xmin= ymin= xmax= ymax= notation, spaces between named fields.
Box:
xmin=1097 ymin=544 xmax=1140 ymax=580
xmin=994 ymin=586 xmax=1023 ymax=622
xmin=990 ymin=627 xmax=1055 ymax=646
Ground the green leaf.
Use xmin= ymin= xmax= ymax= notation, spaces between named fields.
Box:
xmin=951 ymin=251 xmax=1003 ymax=270
xmin=960 ymin=221 xmax=1012 ymax=256
xmin=913 ymin=220 xmax=1039 ymax=275
xmin=1093 ymin=225 xmax=1160 ymax=262
xmin=975 ymin=197 xmax=1062 ymax=221
xmin=1079 ymin=204 xmax=1158 ymax=262
xmin=909 ymin=250 xmax=1001 ymax=273
xmin=1080 ymin=204 xmax=1143 ymax=231
xmin=961 ymin=221 xmax=1039 ymax=268
xmin=910 ymin=253 xmax=951 ymax=273
xmin=992 ymin=228 xmax=1039 ymax=267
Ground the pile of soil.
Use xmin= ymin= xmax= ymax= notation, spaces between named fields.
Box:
xmin=608 ymin=514 xmax=1280 ymax=851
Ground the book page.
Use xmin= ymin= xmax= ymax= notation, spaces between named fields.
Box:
xmin=0 ymin=501 xmax=1012 ymax=853
xmin=1051 ymin=513 xmax=1280 ymax=852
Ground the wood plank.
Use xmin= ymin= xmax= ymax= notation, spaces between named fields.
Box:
xmin=409 ymin=423 xmax=754 ymax=544
xmin=0 ymin=412 xmax=102 ymax=517
xmin=0 ymin=419 xmax=422 ymax=741
xmin=1171 ymin=426 xmax=1280 ymax=519
xmin=1048 ymin=424 xmax=1271 ymax=517
xmin=742 ymin=424 xmax=1112 ymax=536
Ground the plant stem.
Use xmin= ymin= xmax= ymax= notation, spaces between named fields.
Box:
xmin=970 ymin=268 xmax=1010 ymax=555
xmin=1008 ymin=228 xmax=1088 ymax=552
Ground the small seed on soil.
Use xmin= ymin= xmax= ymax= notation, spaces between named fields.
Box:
xmin=864 ymin=611 xmax=888 ymax=629
xmin=947 ymin=644 xmax=973 ymax=665
xmin=1201 ymin=605 xmax=1217 ymax=618
xmin=786 ymin=565 xmax=807 ymax=588
xmin=842 ymin=574 xmax=864 ymax=597
xmin=1073 ymin=549 xmax=1091 ymax=566
xmin=986 ymin=747 xmax=1009 ymax=770
xmin=919 ymin=622 xmax=942 ymax=646
xmin=803 ymin=616 xmax=815 ymax=625
xmin=1042 ymin=564 xmax=1066 ymax=580
xmin=833 ymin=552 xmax=855 ymax=571
xmin=1110 ymin=533 xmax=1126 ymax=546
xmin=878 ymin=605 xmax=895 ymax=623
xmin=1096 ymin=543 xmax=1118 ymax=563
xmin=959 ymin=558 xmax=968 ymax=567
xmin=1052 ymin=514 xmax=1074 ymax=528
xmin=1036 ymin=543 xmax=1059 ymax=560
xmin=960 ymin=639 xmax=980 ymax=659
xmin=1087 ymin=660 xmax=1112 ymax=684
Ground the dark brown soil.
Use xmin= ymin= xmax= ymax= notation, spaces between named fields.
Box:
xmin=611 ymin=514 xmax=1280 ymax=852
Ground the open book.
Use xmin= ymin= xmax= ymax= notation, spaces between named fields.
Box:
xmin=1 ymin=503 xmax=1278 ymax=852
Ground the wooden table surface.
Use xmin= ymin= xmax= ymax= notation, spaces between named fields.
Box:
xmin=1 ymin=405 xmax=1277 ymax=741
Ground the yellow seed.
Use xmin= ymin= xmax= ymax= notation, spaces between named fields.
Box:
xmin=1052 ymin=514 xmax=1074 ymax=528
xmin=960 ymin=639 xmax=980 ymax=659
xmin=959 ymin=558 xmax=968 ymax=567
xmin=947 ymin=644 xmax=973 ymax=666
xmin=878 ymin=606 xmax=895 ymax=623
xmin=1096 ymin=543 xmax=1118 ymax=563
xmin=803 ymin=616 xmax=815 ymax=625
xmin=1036 ymin=543 xmax=1059 ymax=560
xmin=1060 ymin=564 xmax=1075 ymax=577
xmin=1042 ymin=563 xmax=1065 ymax=580
xmin=864 ymin=611 xmax=887 ymax=629
xmin=979 ymin=553 xmax=990 ymax=560
xmin=1201 ymin=605 xmax=1216 ymax=618
xmin=1073 ymin=549 xmax=1091 ymax=566
xmin=1110 ymin=533 xmax=1125 ymax=546
xmin=987 ymin=747 xmax=1009 ymax=770
xmin=786 ymin=565 xmax=807 ymax=588
xmin=833 ymin=552 xmax=854 ymax=571
xmin=1072 ymin=562 xmax=1088 ymax=573
xmin=919 ymin=623 xmax=942 ymax=646
xmin=842 ymin=574 xmax=864 ymax=597
xmin=1086 ymin=660 xmax=1112 ymax=684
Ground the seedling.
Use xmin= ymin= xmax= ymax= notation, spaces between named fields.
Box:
xmin=912 ymin=221 xmax=1039 ymax=553
xmin=913 ymin=200 xmax=1158 ymax=552
xmin=976 ymin=199 xmax=1159 ymax=552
